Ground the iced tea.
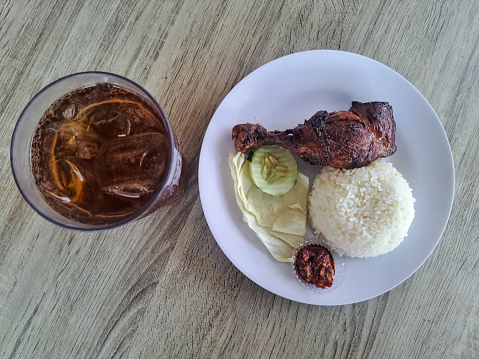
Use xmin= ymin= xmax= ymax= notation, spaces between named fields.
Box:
xmin=31 ymin=83 xmax=180 ymax=225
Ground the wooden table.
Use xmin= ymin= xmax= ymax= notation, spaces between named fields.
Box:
xmin=1 ymin=1 xmax=477 ymax=358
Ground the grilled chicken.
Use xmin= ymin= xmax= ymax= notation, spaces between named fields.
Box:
xmin=232 ymin=101 xmax=396 ymax=169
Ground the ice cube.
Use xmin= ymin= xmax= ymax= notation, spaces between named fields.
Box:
xmin=41 ymin=120 xmax=101 ymax=160
xmin=88 ymin=111 xmax=132 ymax=138
xmin=79 ymin=103 xmax=132 ymax=138
xmin=62 ymin=104 xmax=77 ymax=120
xmin=76 ymin=99 xmax=163 ymax=138
xmin=94 ymin=132 xmax=169 ymax=203
xmin=45 ymin=157 xmax=97 ymax=208
xmin=120 ymin=103 xmax=163 ymax=134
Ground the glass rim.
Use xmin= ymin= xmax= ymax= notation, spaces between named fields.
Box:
xmin=10 ymin=71 xmax=177 ymax=231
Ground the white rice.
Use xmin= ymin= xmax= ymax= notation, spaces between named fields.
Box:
xmin=308 ymin=159 xmax=415 ymax=258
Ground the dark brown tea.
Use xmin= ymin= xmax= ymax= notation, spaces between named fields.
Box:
xmin=31 ymin=83 xmax=171 ymax=224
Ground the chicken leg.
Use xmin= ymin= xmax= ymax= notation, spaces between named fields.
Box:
xmin=232 ymin=101 xmax=396 ymax=169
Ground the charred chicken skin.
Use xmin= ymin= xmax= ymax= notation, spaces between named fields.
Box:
xmin=232 ymin=101 xmax=396 ymax=169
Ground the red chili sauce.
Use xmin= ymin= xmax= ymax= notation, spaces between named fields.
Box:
xmin=295 ymin=244 xmax=335 ymax=289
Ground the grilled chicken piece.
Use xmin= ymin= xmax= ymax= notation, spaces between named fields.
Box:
xmin=232 ymin=101 xmax=396 ymax=169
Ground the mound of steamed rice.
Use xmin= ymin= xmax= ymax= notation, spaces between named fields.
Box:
xmin=308 ymin=159 xmax=415 ymax=258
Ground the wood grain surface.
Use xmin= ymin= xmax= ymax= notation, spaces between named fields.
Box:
xmin=1 ymin=0 xmax=478 ymax=358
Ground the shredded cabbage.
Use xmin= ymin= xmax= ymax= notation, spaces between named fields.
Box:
xmin=228 ymin=152 xmax=309 ymax=262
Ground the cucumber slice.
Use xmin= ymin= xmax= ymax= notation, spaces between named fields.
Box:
xmin=249 ymin=146 xmax=297 ymax=196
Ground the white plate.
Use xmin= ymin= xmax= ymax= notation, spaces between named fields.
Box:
xmin=198 ymin=50 xmax=454 ymax=305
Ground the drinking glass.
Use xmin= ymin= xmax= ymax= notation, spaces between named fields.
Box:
xmin=11 ymin=72 xmax=186 ymax=231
